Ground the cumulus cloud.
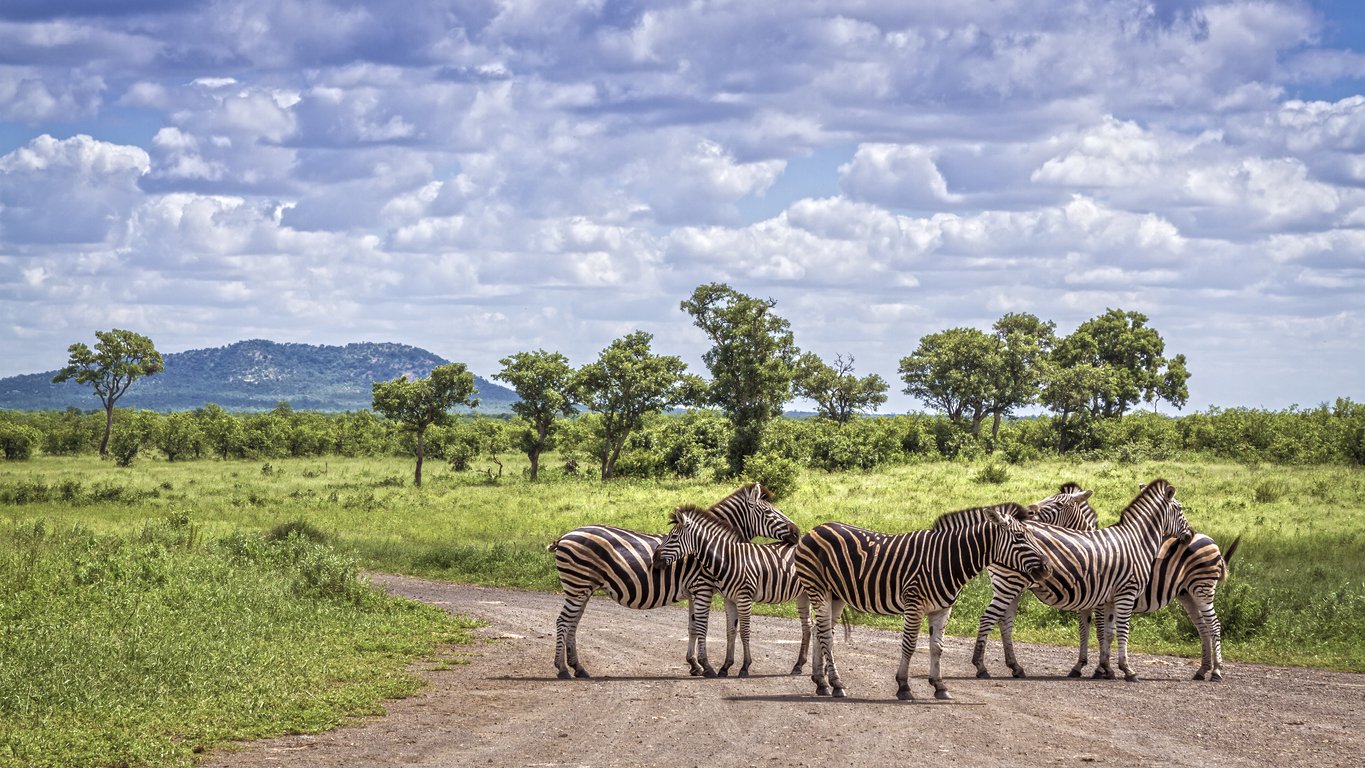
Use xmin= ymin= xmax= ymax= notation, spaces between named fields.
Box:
xmin=0 ymin=0 xmax=1363 ymax=410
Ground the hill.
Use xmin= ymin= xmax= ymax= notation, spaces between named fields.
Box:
xmin=0 ymin=340 xmax=518 ymax=413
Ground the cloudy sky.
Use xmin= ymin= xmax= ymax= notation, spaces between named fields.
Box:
xmin=2 ymin=0 xmax=1363 ymax=413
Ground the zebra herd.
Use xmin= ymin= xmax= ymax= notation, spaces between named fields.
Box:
xmin=546 ymin=480 xmax=1237 ymax=700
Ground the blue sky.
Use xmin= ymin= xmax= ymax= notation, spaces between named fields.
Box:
xmin=1 ymin=0 xmax=1363 ymax=413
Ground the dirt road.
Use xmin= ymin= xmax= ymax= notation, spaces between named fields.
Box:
xmin=205 ymin=574 xmax=1364 ymax=767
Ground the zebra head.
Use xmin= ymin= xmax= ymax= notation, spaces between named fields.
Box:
xmin=1133 ymin=480 xmax=1193 ymax=545
xmin=715 ymin=482 xmax=800 ymax=545
xmin=986 ymin=505 xmax=1051 ymax=582
xmin=652 ymin=507 xmax=706 ymax=570
xmin=1027 ymin=483 xmax=1097 ymax=530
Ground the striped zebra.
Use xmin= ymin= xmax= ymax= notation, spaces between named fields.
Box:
xmin=970 ymin=479 xmax=1193 ymax=682
xmin=794 ymin=503 xmax=1050 ymax=700
xmin=651 ymin=505 xmax=811 ymax=678
xmin=547 ymin=483 xmax=798 ymax=679
xmin=1067 ymin=487 xmax=1241 ymax=682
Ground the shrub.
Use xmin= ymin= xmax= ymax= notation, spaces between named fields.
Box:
xmin=742 ymin=452 xmax=802 ymax=500
xmin=267 ymin=519 xmax=330 ymax=545
xmin=973 ymin=463 xmax=1010 ymax=485
xmin=0 ymin=421 xmax=39 ymax=460
xmin=1253 ymin=480 xmax=1290 ymax=504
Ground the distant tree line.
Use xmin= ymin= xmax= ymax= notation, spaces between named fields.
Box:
xmin=9 ymin=288 xmax=1360 ymax=485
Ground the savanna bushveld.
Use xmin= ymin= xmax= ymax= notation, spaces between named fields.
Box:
xmin=1 ymin=289 xmax=1363 ymax=767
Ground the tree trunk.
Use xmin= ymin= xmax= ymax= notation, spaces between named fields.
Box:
xmin=529 ymin=445 xmax=541 ymax=481
xmin=99 ymin=404 xmax=114 ymax=456
xmin=991 ymin=411 xmax=1002 ymax=441
xmin=414 ymin=429 xmax=425 ymax=487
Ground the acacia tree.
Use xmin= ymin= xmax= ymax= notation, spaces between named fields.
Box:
xmin=793 ymin=353 xmax=888 ymax=423
xmin=1051 ymin=308 xmax=1190 ymax=418
xmin=494 ymin=350 xmax=576 ymax=480
xmin=898 ymin=327 xmax=997 ymax=436
xmin=573 ymin=331 xmax=697 ymax=480
xmin=52 ymin=329 xmax=164 ymax=457
xmin=680 ymin=283 xmax=799 ymax=476
xmin=371 ymin=363 xmax=479 ymax=486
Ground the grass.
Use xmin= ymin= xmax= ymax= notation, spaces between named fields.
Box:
xmin=2 ymin=454 xmax=1363 ymax=676
xmin=0 ymin=510 xmax=480 ymax=768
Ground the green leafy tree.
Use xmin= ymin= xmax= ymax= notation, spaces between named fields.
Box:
xmin=196 ymin=403 xmax=245 ymax=460
xmin=494 ymin=350 xmax=577 ymax=480
xmin=573 ymin=331 xmax=697 ymax=480
xmin=680 ymin=283 xmax=800 ymax=475
xmin=793 ymin=353 xmax=889 ymax=423
xmin=898 ymin=327 xmax=997 ymax=436
xmin=1051 ymin=308 xmax=1190 ymax=418
xmin=984 ymin=313 xmax=1056 ymax=441
xmin=371 ymin=363 xmax=479 ymax=486
xmin=155 ymin=411 xmax=203 ymax=462
xmin=51 ymin=329 xmax=164 ymax=456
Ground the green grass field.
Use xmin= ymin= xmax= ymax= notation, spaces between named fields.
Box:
xmin=4 ymin=453 xmax=1362 ymax=676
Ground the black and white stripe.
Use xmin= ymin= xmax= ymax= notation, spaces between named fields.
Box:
xmin=651 ymin=505 xmax=810 ymax=678
xmin=547 ymin=483 xmax=798 ymax=679
xmin=971 ymin=480 xmax=1193 ymax=682
xmin=795 ymin=504 xmax=1050 ymax=700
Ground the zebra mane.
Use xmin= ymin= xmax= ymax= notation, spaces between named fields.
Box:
xmin=931 ymin=503 xmax=1025 ymax=530
xmin=1059 ymin=481 xmax=1084 ymax=494
xmin=668 ymin=503 xmax=742 ymax=538
xmin=1118 ymin=479 xmax=1176 ymax=525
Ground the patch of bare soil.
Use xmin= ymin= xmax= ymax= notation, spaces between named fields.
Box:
xmin=203 ymin=574 xmax=1364 ymax=767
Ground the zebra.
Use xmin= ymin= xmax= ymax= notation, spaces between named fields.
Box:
xmin=970 ymin=479 xmax=1193 ymax=682
xmin=546 ymin=483 xmax=798 ymax=679
xmin=794 ymin=503 xmax=1051 ymax=700
xmin=1067 ymin=487 xmax=1241 ymax=682
xmin=651 ymin=504 xmax=811 ymax=678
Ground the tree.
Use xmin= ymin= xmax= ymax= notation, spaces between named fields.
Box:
xmin=898 ymin=327 xmax=997 ymax=436
xmin=52 ymin=329 xmax=164 ymax=457
xmin=793 ymin=353 xmax=888 ymax=423
xmin=1051 ymin=308 xmax=1190 ymax=418
xmin=983 ymin=313 xmax=1056 ymax=441
xmin=371 ymin=363 xmax=479 ymax=487
xmin=680 ymin=283 xmax=799 ymax=476
xmin=196 ymin=403 xmax=245 ymax=460
xmin=573 ymin=331 xmax=697 ymax=480
xmin=494 ymin=350 xmax=576 ymax=480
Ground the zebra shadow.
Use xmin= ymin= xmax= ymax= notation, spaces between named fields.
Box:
xmin=943 ymin=673 xmax=1191 ymax=683
xmin=724 ymin=694 xmax=986 ymax=706
xmin=490 ymin=674 xmax=731 ymax=683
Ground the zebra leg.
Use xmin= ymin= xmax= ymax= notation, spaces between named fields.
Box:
xmin=555 ymin=590 xmax=593 ymax=679
xmin=827 ymin=597 xmax=847 ymax=696
xmin=792 ymin=591 xmax=812 ymax=675
xmin=927 ymin=606 xmax=953 ymax=700
xmin=686 ymin=588 xmax=718 ymax=677
xmin=736 ymin=593 xmax=754 ymax=677
xmin=1113 ymin=597 xmax=1140 ymax=682
xmin=1181 ymin=590 xmax=1225 ymax=681
xmin=1068 ymin=609 xmax=1092 ymax=677
xmin=807 ymin=589 xmax=834 ymax=696
xmin=894 ymin=605 xmax=926 ymax=701
xmin=972 ymin=577 xmax=1022 ymax=678
xmin=717 ymin=597 xmax=739 ymax=677
xmin=999 ymin=593 xmax=1027 ymax=678
xmin=1093 ymin=604 xmax=1116 ymax=680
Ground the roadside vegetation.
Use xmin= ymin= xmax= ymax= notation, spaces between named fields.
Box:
xmin=0 ymin=510 xmax=479 ymax=768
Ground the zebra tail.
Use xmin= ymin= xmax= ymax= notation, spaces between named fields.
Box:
xmin=840 ymin=605 xmax=853 ymax=643
xmin=1219 ymin=534 xmax=1242 ymax=579
xmin=546 ymin=540 xmax=559 ymax=553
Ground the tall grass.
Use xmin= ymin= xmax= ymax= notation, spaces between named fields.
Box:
xmin=2 ymin=454 xmax=1362 ymax=671
xmin=0 ymin=513 xmax=478 ymax=768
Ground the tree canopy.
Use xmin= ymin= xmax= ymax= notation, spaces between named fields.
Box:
xmin=793 ymin=353 xmax=888 ymax=423
xmin=573 ymin=331 xmax=697 ymax=480
xmin=680 ymin=283 xmax=799 ymax=475
xmin=371 ymin=363 xmax=478 ymax=486
xmin=495 ymin=349 xmax=577 ymax=480
xmin=52 ymin=329 xmax=163 ymax=456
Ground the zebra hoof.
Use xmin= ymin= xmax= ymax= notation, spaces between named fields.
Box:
xmin=975 ymin=669 xmax=991 ymax=679
xmin=1124 ymin=673 xmax=1140 ymax=682
xmin=1210 ymin=672 xmax=1224 ymax=682
xmin=715 ymin=668 xmax=730 ymax=678
xmin=1011 ymin=668 xmax=1027 ymax=679
xmin=790 ymin=664 xmax=804 ymax=675
xmin=557 ymin=669 xmax=572 ymax=680
xmin=1193 ymin=671 xmax=1206 ymax=681
xmin=934 ymin=689 xmax=952 ymax=701
xmin=832 ymin=687 xmax=848 ymax=698
xmin=702 ymin=669 xmax=718 ymax=679
xmin=1067 ymin=669 xmax=1083 ymax=678
xmin=895 ymin=688 xmax=913 ymax=701
xmin=574 ymin=669 xmax=591 ymax=679
xmin=815 ymin=685 xmax=832 ymax=697
xmin=737 ymin=669 xmax=750 ymax=679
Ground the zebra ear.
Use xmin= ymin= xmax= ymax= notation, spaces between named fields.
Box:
xmin=986 ymin=506 xmax=1009 ymax=525
xmin=1074 ymin=489 xmax=1093 ymax=502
